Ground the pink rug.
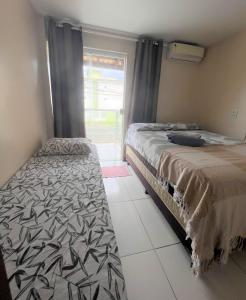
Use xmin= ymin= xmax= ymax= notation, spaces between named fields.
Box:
xmin=101 ymin=165 xmax=131 ymax=178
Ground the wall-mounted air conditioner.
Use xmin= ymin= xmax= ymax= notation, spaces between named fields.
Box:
xmin=167 ymin=42 xmax=205 ymax=63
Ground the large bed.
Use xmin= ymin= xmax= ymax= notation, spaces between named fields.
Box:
xmin=125 ymin=123 xmax=246 ymax=274
xmin=0 ymin=140 xmax=127 ymax=300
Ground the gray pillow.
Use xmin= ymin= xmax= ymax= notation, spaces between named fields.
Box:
xmin=167 ymin=134 xmax=205 ymax=147
xmin=36 ymin=138 xmax=92 ymax=156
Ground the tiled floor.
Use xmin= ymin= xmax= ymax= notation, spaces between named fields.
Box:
xmin=101 ymin=158 xmax=246 ymax=300
xmin=96 ymin=143 xmax=122 ymax=161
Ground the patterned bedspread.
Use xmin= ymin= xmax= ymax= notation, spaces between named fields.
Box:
xmin=0 ymin=146 xmax=127 ymax=300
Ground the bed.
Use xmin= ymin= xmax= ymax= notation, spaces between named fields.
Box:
xmin=125 ymin=123 xmax=246 ymax=274
xmin=0 ymin=140 xmax=127 ymax=300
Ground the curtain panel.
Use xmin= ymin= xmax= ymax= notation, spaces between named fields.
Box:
xmin=128 ymin=38 xmax=163 ymax=124
xmin=47 ymin=18 xmax=85 ymax=138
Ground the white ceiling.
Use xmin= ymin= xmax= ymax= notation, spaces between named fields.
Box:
xmin=31 ymin=0 xmax=246 ymax=46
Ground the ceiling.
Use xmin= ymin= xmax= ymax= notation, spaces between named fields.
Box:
xmin=31 ymin=0 xmax=246 ymax=46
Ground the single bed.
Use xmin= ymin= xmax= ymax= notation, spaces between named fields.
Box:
xmin=125 ymin=123 xmax=246 ymax=274
xmin=0 ymin=141 xmax=127 ymax=300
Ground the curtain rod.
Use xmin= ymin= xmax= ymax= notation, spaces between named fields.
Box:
xmin=83 ymin=27 xmax=138 ymax=42
xmin=57 ymin=19 xmax=168 ymax=46
xmin=83 ymin=26 xmax=168 ymax=46
xmin=83 ymin=27 xmax=168 ymax=47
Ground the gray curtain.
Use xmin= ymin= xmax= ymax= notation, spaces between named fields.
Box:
xmin=47 ymin=18 xmax=85 ymax=138
xmin=128 ymin=38 xmax=163 ymax=124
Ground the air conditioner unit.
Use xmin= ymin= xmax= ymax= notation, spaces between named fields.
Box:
xmin=167 ymin=42 xmax=205 ymax=63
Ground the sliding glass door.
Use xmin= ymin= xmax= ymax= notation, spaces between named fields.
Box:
xmin=83 ymin=48 xmax=126 ymax=160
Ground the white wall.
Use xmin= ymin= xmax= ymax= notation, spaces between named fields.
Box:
xmin=0 ymin=0 xmax=52 ymax=186
xmin=157 ymin=56 xmax=199 ymax=123
xmin=193 ymin=29 xmax=246 ymax=139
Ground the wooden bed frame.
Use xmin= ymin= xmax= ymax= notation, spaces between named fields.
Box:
xmin=125 ymin=145 xmax=192 ymax=253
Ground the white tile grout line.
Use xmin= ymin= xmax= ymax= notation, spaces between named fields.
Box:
xmin=154 ymin=247 xmax=178 ymax=300
xmin=120 ymin=243 xmax=181 ymax=259
xmin=103 ymin=162 xmax=179 ymax=299
xmin=131 ymin=199 xmax=179 ymax=300
xmin=120 ymin=248 xmax=154 ymax=258
xmin=107 ymin=197 xmax=151 ymax=204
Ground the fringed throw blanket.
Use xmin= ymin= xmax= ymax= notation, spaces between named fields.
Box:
xmin=157 ymin=144 xmax=246 ymax=274
xmin=0 ymin=146 xmax=127 ymax=300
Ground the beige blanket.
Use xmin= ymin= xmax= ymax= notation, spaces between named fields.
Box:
xmin=157 ymin=144 xmax=246 ymax=274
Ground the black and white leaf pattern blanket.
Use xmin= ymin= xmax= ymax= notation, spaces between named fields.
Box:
xmin=0 ymin=146 xmax=127 ymax=300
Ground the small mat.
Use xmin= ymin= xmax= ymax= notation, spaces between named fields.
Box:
xmin=102 ymin=165 xmax=131 ymax=178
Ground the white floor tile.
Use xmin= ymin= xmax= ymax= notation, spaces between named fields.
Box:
xmin=121 ymin=250 xmax=175 ymax=300
xmin=109 ymin=202 xmax=152 ymax=257
xmin=128 ymin=165 xmax=142 ymax=180
xmin=127 ymin=165 xmax=151 ymax=190
xmin=121 ymin=175 xmax=150 ymax=200
xmin=157 ymin=244 xmax=246 ymax=300
xmin=231 ymin=251 xmax=246 ymax=274
xmin=96 ymin=143 xmax=121 ymax=161
xmin=128 ymin=165 xmax=136 ymax=176
xmin=134 ymin=198 xmax=180 ymax=248
xmin=103 ymin=178 xmax=131 ymax=202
